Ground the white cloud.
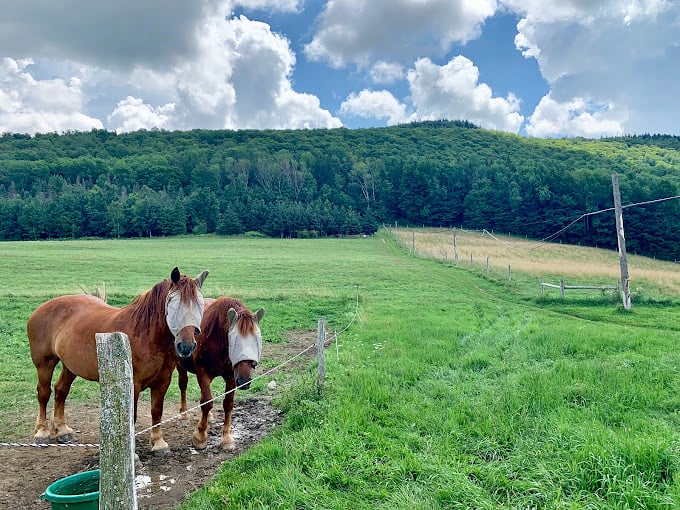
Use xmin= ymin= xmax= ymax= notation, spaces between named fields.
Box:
xmin=119 ymin=14 xmax=342 ymax=131
xmin=305 ymin=0 xmax=497 ymax=67
xmin=0 ymin=57 xmax=103 ymax=134
xmin=506 ymin=0 xmax=680 ymax=136
xmin=0 ymin=4 xmax=341 ymax=134
xmin=369 ymin=61 xmax=404 ymax=84
xmin=407 ymin=56 xmax=524 ymax=133
xmin=340 ymin=90 xmax=411 ymax=125
xmin=236 ymin=0 xmax=302 ymax=12
xmin=107 ymin=97 xmax=175 ymax=133
xmin=525 ymin=95 xmax=625 ymax=137
xmin=221 ymin=15 xmax=341 ymax=129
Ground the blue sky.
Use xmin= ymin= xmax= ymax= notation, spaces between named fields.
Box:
xmin=0 ymin=1 xmax=677 ymax=138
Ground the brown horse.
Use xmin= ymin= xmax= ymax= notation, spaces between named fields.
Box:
xmin=177 ymin=297 xmax=264 ymax=450
xmin=27 ymin=267 xmax=209 ymax=452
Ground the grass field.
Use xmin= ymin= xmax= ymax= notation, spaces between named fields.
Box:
xmin=392 ymin=227 xmax=680 ymax=298
xmin=1 ymin=231 xmax=680 ymax=509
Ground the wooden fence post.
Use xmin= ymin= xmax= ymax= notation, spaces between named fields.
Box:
xmin=560 ymin=279 xmax=565 ymax=299
xmin=96 ymin=332 xmax=137 ymax=510
xmin=317 ymin=319 xmax=327 ymax=393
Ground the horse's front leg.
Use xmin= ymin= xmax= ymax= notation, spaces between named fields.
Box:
xmin=149 ymin=377 xmax=172 ymax=454
xmin=177 ymin=366 xmax=189 ymax=420
xmin=192 ymin=369 xmax=213 ymax=450
xmin=221 ymin=373 xmax=237 ymax=451
xmin=51 ymin=366 xmax=77 ymax=443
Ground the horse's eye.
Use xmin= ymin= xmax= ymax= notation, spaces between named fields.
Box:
xmin=195 ymin=327 xmax=201 ymax=336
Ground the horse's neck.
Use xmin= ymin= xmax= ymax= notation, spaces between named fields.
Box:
xmin=118 ymin=286 xmax=169 ymax=341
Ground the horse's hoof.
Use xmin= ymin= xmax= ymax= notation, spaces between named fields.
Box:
xmin=34 ymin=435 xmax=50 ymax=445
xmin=220 ymin=440 xmax=236 ymax=452
xmin=150 ymin=437 xmax=169 ymax=455
xmin=192 ymin=438 xmax=208 ymax=451
xmin=56 ymin=433 xmax=76 ymax=444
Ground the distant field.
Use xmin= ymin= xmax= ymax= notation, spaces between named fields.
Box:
xmin=392 ymin=227 xmax=680 ymax=298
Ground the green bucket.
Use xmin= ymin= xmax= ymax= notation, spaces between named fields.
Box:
xmin=41 ymin=469 xmax=100 ymax=510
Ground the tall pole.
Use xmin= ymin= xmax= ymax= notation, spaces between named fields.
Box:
xmin=612 ymin=173 xmax=631 ymax=310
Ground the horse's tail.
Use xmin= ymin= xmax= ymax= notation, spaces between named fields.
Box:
xmin=79 ymin=283 xmax=108 ymax=303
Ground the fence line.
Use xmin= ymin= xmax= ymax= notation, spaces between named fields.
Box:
xmin=540 ymin=278 xmax=620 ymax=298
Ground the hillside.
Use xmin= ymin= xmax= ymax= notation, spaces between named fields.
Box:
xmin=1 ymin=121 xmax=679 ymax=259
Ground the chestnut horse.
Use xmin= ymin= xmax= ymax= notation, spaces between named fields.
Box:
xmin=177 ymin=297 xmax=264 ymax=450
xmin=27 ymin=267 xmax=208 ymax=452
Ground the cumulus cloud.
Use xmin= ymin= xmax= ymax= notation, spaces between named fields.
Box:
xmin=305 ymin=0 xmax=497 ymax=67
xmin=407 ymin=56 xmax=524 ymax=133
xmin=340 ymin=90 xmax=411 ymax=125
xmin=237 ymin=0 xmax=302 ymax=12
xmin=107 ymin=97 xmax=175 ymax=133
xmin=0 ymin=3 xmax=341 ymax=134
xmin=525 ymin=95 xmax=625 ymax=138
xmin=506 ymin=0 xmax=680 ymax=136
xmin=369 ymin=61 xmax=404 ymax=84
xmin=0 ymin=57 xmax=103 ymax=134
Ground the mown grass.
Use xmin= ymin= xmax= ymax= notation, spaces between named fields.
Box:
xmin=1 ymin=232 xmax=680 ymax=508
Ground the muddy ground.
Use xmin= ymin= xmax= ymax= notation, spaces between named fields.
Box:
xmin=0 ymin=332 xmax=316 ymax=509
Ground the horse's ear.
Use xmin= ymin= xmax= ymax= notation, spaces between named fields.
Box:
xmin=228 ymin=308 xmax=238 ymax=325
xmin=194 ymin=270 xmax=209 ymax=288
xmin=255 ymin=307 xmax=265 ymax=323
xmin=171 ymin=267 xmax=180 ymax=283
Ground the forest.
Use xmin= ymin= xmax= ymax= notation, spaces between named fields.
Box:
xmin=1 ymin=120 xmax=680 ymax=260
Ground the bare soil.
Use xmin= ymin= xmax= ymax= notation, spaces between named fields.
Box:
xmin=0 ymin=331 xmax=316 ymax=509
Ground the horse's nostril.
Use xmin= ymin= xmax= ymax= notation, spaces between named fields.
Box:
xmin=176 ymin=340 xmax=196 ymax=358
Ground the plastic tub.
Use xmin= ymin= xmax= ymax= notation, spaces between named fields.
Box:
xmin=41 ymin=469 xmax=100 ymax=509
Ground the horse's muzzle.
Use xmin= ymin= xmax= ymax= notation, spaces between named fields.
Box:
xmin=175 ymin=338 xmax=197 ymax=358
xmin=234 ymin=360 xmax=255 ymax=390
xmin=235 ymin=374 xmax=252 ymax=390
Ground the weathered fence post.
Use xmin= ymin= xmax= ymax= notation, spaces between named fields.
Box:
xmin=540 ymin=277 xmax=544 ymax=295
xmin=317 ymin=319 xmax=327 ymax=393
xmin=96 ymin=332 xmax=137 ymax=510
xmin=560 ymin=279 xmax=565 ymax=299
xmin=452 ymin=228 xmax=459 ymax=263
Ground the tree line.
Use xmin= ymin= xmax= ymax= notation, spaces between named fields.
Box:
xmin=1 ymin=121 xmax=680 ymax=259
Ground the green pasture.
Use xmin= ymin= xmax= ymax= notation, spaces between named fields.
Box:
xmin=1 ymin=232 xmax=680 ymax=508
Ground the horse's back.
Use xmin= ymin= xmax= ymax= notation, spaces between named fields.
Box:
xmin=28 ymin=294 xmax=118 ymax=380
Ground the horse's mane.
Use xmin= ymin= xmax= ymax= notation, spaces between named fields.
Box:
xmin=202 ymin=297 xmax=256 ymax=339
xmin=128 ymin=275 xmax=200 ymax=332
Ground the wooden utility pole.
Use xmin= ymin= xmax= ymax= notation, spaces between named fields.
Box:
xmin=611 ymin=174 xmax=631 ymax=310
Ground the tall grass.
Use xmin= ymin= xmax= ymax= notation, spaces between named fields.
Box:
xmin=392 ymin=227 xmax=680 ymax=299
xmin=1 ymin=232 xmax=679 ymax=508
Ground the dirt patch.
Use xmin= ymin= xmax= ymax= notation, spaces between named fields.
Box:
xmin=0 ymin=331 xmax=317 ymax=509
